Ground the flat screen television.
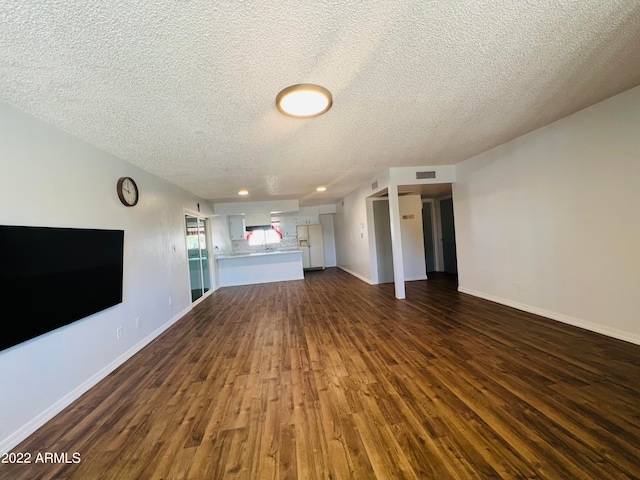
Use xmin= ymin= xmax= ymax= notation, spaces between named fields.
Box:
xmin=0 ymin=225 xmax=124 ymax=352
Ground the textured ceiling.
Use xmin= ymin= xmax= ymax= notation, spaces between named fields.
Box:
xmin=2 ymin=1 xmax=640 ymax=206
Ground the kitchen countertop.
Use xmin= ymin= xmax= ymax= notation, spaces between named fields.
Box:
xmin=215 ymin=249 xmax=302 ymax=260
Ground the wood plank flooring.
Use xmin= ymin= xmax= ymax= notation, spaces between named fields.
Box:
xmin=2 ymin=268 xmax=640 ymax=479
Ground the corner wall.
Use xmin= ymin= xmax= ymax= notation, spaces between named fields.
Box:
xmin=454 ymin=85 xmax=640 ymax=344
xmin=0 ymin=102 xmax=213 ymax=450
xmin=334 ymin=184 xmax=374 ymax=283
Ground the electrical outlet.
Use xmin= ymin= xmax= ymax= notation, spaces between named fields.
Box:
xmin=135 ymin=317 xmax=140 ymax=329
xmin=116 ymin=327 xmax=123 ymax=340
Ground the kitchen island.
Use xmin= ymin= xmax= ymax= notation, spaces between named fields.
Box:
xmin=215 ymin=249 xmax=304 ymax=287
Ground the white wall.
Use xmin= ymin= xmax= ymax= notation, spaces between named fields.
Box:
xmin=210 ymin=215 xmax=233 ymax=287
xmin=210 ymin=215 xmax=233 ymax=254
xmin=336 ymin=190 xmax=429 ymax=285
xmin=0 ymin=102 xmax=214 ymax=451
xmin=454 ymin=85 xmax=640 ymax=345
xmin=334 ymin=185 xmax=375 ymax=283
xmin=390 ymin=165 xmax=456 ymax=185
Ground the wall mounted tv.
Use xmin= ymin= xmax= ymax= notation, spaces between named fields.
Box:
xmin=0 ymin=225 xmax=124 ymax=352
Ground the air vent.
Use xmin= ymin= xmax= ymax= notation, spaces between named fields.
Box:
xmin=416 ymin=171 xmax=436 ymax=179
xmin=372 ymin=180 xmax=379 ymax=190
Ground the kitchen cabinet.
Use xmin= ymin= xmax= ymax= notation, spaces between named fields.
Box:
xmin=229 ymin=215 xmax=245 ymax=240
xmin=279 ymin=216 xmax=297 ymax=237
xmin=294 ymin=215 xmax=320 ymax=226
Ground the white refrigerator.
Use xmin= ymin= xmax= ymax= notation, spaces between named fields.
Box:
xmin=297 ymin=224 xmax=325 ymax=270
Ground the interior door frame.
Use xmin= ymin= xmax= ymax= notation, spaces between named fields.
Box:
xmin=425 ymin=196 xmax=454 ymax=273
xmin=371 ymin=197 xmax=394 ymax=284
xmin=421 ymin=199 xmax=439 ymax=273
xmin=436 ymin=195 xmax=458 ymax=274
xmin=184 ymin=209 xmax=213 ymax=306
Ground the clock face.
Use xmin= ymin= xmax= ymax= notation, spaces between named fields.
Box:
xmin=117 ymin=177 xmax=139 ymax=206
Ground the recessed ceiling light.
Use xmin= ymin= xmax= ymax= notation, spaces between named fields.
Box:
xmin=238 ymin=189 xmax=249 ymax=196
xmin=316 ymin=186 xmax=327 ymax=192
xmin=276 ymin=84 xmax=332 ymax=118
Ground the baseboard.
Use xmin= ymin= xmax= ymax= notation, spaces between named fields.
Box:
xmin=0 ymin=305 xmax=193 ymax=454
xmin=338 ymin=268 xmax=427 ymax=285
xmin=406 ymin=275 xmax=429 ymax=282
xmin=458 ymin=286 xmax=640 ymax=346
xmin=338 ymin=266 xmax=373 ymax=285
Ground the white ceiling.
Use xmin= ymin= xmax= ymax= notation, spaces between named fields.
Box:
xmin=2 ymin=1 xmax=639 ymax=206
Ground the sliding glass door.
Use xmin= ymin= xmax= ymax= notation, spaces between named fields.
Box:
xmin=185 ymin=215 xmax=211 ymax=302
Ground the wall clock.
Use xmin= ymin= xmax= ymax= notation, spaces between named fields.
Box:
xmin=116 ymin=177 xmax=139 ymax=207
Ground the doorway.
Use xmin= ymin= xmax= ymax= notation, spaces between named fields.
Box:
xmin=439 ymin=197 xmax=458 ymax=275
xmin=421 ymin=190 xmax=457 ymax=276
xmin=421 ymin=201 xmax=436 ymax=273
xmin=373 ymin=199 xmax=394 ymax=283
xmin=185 ymin=215 xmax=211 ymax=302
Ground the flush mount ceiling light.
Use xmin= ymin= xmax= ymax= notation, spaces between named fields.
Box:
xmin=316 ymin=186 xmax=327 ymax=192
xmin=276 ymin=84 xmax=332 ymax=118
xmin=238 ymin=189 xmax=249 ymax=196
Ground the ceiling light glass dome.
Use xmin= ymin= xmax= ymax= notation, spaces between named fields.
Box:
xmin=276 ymin=84 xmax=332 ymax=118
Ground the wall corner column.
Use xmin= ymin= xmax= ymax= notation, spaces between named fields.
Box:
xmin=388 ymin=183 xmax=405 ymax=299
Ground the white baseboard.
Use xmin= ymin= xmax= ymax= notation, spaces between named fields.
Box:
xmin=458 ymin=286 xmax=640 ymax=346
xmin=338 ymin=268 xmax=427 ymax=285
xmin=338 ymin=266 xmax=373 ymax=285
xmin=406 ymin=275 xmax=429 ymax=282
xmin=0 ymin=305 xmax=193 ymax=454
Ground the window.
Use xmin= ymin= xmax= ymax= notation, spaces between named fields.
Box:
xmin=246 ymin=227 xmax=282 ymax=246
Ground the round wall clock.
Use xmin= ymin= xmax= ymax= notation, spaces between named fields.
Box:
xmin=116 ymin=177 xmax=139 ymax=207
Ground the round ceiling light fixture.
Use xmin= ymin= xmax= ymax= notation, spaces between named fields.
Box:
xmin=276 ymin=84 xmax=332 ymax=118
xmin=238 ymin=189 xmax=249 ymax=196
xmin=316 ymin=186 xmax=327 ymax=192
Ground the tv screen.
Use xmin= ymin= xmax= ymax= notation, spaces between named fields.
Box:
xmin=0 ymin=225 xmax=124 ymax=352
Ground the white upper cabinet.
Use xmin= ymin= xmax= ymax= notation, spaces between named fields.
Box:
xmin=229 ymin=215 xmax=245 ymax=240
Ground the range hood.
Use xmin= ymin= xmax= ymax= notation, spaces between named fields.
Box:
xmin=244 ymin=212 xmax=272 ymax=229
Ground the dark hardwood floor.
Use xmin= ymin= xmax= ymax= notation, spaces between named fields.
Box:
xmin=2 ymin=268 xmax=640 ymax=479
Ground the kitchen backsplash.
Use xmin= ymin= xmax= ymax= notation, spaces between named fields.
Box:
xmin=231 ymin=234 xmax=298 ymax=254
